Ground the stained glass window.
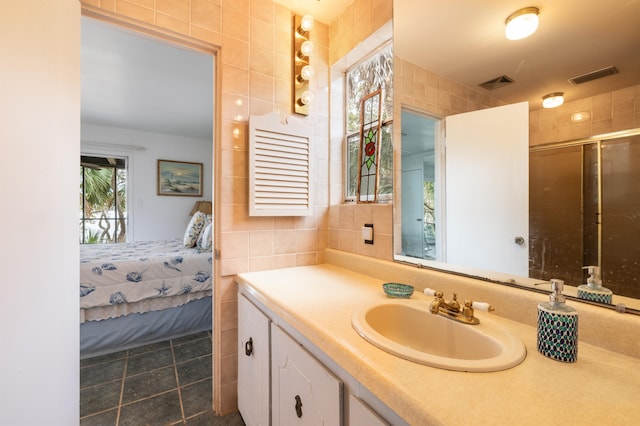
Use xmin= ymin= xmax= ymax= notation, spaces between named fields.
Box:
xmin=357 ymin=90 xmax=382 ymax=202
xmin=345 ymin=42 xmax=393 ymax=202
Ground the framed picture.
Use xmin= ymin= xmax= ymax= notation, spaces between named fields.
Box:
xmin=157 ymin=160 xmax=203 ymax=196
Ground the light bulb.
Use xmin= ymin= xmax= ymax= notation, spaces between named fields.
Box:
xmin=505 ymin=7 xmax=539 ymax=40
xmin=298 ymin=90 xmax=314 ymax=106
xmin=300 ymin=15 xmax=314 ymax=32
xmin=300 ymin=40 xmax=314 ymax=57
xmin=297 ymin=65 xmax=314 ymax=82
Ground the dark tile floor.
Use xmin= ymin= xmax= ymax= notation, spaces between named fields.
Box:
xmin=80 ymin=331 xmax=244 ymax=425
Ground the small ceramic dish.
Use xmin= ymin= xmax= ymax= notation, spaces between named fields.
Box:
xmin=382 ymin=282 xmax=414 ymax=298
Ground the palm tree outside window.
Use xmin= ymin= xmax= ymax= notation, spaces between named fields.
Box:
xmin=80 ymin=155 xmax=127 ymax=244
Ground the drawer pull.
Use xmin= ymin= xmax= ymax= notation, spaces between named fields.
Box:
xmin=245 ymin=337 xmax=253 ymax=356
xmin=294 ymin=395 xmax=303 ymax=418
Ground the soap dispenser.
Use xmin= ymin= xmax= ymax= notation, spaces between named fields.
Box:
xmin=578 ymin=265 xmax=613 ymax=304
xmin=537 ymin=279 xmax=578 ymax=363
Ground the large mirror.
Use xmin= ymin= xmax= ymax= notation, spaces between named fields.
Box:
xmin=393 ymin=0 xmax=640 ymax=312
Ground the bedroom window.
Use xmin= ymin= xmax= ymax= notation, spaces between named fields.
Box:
xmin=80 ymin=155 xmax=127 ymax=244
xmin=345 ymin=42 xmax=393 ymax=203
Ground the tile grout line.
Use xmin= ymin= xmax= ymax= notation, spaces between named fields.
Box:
xmin=80 ymin=333 xmax=218 ymax=425
xmin=115 ymin=350 xmax=129 ymax=426
xmin=170 ymin=338 xmax=187 ymax=423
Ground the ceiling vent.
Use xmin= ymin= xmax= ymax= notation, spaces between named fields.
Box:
xmin=569 ymin=66 xmax=619 ymax=85
xmin=478 ymin=75 xmax=514 ymax=91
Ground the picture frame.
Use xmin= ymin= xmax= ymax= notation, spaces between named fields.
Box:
xmin=157 ymin=159 xmax=203 ymax=196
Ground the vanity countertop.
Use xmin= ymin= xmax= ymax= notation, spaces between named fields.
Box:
xmin=236 ymin=264 xmax=640 ymax=426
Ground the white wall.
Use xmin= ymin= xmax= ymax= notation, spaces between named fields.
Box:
xmin=82 ymin=124 xmax=213 ymax=241
xmin=0 ymin=1 xmax=80 ymax=425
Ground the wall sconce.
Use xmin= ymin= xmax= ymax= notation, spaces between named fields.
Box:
xmin=571 ymin=111 xmax=591 ymax=122
xmin=542 ymin=92 xmax=564 ymax=108
xmin=505 ymin=7 xmax=539 ymax=40
xmin=293 ymin=14 xmax=314 ymax=115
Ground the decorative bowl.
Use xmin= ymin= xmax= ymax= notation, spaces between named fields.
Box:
xmin=382 ymin=283 xmax=414 ymax=298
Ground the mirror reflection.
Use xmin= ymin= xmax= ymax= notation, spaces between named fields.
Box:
xmin=393 ymin=0 xmax=640 ymax=311
xmin=400 ymin=111 xmax=437 ymax=260
xmin=529 ymin=132 xmax=640 ymax=300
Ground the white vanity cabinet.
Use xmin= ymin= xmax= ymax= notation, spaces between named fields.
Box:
xmin=238 ymin=292 xmax=398 ymax=426
xmin=237 ymin=295 xmax=270 ymax=426
xmin=238 ymin=293 xmax=342 ymax=425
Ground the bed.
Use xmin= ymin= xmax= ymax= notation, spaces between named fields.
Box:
xmin=80 ymin=238 xmax=213 ymax=358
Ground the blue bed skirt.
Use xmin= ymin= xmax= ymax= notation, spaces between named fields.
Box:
xmin=80 ymin=297 xmax=212 ymax=359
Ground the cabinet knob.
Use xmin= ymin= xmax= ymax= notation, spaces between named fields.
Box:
xmin=294 ymin=394 xmax=303 ymax=418
xmin=245 ymin=337 xmax=253 ymax=356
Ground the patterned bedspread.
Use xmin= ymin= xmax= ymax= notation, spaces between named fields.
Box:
xmin=80 ymin=240 xmax=213 ymax=314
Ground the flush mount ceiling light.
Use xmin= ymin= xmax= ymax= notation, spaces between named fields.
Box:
xmin=505 ymin=7 xmax=539 ymax=40
xmin=542 ymin=92 xmax=564 ymax=108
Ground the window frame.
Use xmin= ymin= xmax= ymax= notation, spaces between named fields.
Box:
xmin=344 ymin=41 xmax=393 ymax=204
xmin=80 ymin=150 xmax=132 ymax=244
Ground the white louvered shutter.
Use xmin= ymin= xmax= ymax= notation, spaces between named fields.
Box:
xmin=249 ymin=113 xmax=312 ymax=216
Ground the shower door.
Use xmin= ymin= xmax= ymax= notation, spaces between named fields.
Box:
xmin=529 ymin=133 xmax=640 ymax=299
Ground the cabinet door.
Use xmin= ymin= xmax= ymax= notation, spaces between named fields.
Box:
xmin=238 ymin=295 xmax=270 ymax=426
xmin=271 ymin=324 xmax=343 ymax=425
xmin=348 ymin=394 xmax=389 ymax=426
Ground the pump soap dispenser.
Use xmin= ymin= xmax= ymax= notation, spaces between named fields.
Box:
xmin=578 ymin=265 xmax=613 ymax=304
xmin=537 ymin=279 xmax=578 ymax=363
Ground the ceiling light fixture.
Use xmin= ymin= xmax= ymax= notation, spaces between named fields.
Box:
xmin=505 ymin=7 xmax=539 ymax=40
xmin=542 ymin=92 xmax=564 ymax=108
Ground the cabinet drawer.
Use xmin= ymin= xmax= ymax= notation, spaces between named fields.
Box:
xmin=271 ymin=324 xmax=343 ymax=425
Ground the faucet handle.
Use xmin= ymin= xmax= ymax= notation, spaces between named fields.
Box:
xmin=423 ymin=288 xmax=437 ymax=296
xmin=471 ymin=301 xmax=494 ymax=312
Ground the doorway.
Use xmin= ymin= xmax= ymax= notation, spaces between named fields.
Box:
xmin=79 ymin=15 xmax=217 ymax=423
xmin=401 ymin=109 xmax=438 ymax=260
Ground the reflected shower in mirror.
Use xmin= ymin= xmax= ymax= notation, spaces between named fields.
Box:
xmin=529 ymin=132 xmax=640 ymax=300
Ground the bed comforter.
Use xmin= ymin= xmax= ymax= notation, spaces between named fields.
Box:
xmin=80 ymin=239 xmax=212 ymax=322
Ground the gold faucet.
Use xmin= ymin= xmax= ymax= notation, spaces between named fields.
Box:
xmin=428 ymin=291 xmax=494 ymax=325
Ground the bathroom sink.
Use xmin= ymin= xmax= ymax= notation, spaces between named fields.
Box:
xmin=351 ymin=299 xmax=526 ymax=372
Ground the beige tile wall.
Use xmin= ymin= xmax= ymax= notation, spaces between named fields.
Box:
xmin=529 ymin=84 xmax=640 ymax=146
xmin=328 ymin=0 xmax=393 ymax=65
xmin=395 ymin=57 xmax=506 ymax=117
xmin=325 ymin=1 xmax=393 ymax=261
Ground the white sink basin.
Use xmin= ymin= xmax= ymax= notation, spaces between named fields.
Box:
xmin=351 ymin=299 xmax=526 ymax=372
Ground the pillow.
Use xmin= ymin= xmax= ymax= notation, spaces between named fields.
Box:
xmin=183 ymin=211 xmax=207 ymax=248
xmin=197 ymin=222 xmax=213 ymax=250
